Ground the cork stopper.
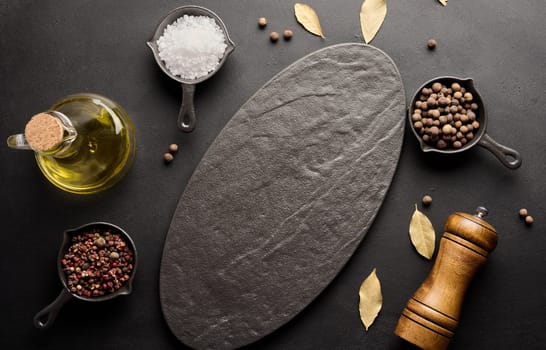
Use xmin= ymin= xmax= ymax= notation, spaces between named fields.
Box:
xmin=24 ymin=113 xmax=64 ymax=151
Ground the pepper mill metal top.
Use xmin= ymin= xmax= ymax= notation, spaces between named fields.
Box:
xmin=395 ymin=206 xmax=498 ymax=350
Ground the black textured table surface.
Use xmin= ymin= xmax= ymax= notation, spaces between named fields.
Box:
xmin=1 ymin=1 xmax=544 ymax=349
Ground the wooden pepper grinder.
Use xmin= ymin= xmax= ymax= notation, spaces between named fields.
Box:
xmin=394 ymin=207 xmax=497 ymax=350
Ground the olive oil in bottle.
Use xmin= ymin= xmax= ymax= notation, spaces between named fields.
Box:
xmin=7 ymin=93 xmax=136 ymax=194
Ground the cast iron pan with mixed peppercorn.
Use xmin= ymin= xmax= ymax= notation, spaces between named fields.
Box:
xmin=33 ymin=222 xmax=137 ymax=330
xmin=409 ymin=76 xmax=522 ymax=169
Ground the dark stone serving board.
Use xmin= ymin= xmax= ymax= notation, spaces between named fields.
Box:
xmin=160 ymin=43 xmax=406 ymax=350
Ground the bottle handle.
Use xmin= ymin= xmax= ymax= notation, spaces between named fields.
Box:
xmin=6 ymin=133 xmax=32 ymax=150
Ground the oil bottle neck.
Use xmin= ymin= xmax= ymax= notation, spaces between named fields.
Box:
xmin=7 ymin=111 xmax=78 ymax=157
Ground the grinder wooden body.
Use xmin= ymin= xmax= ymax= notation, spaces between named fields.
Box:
xmin=395 ymin=208 xmax=497 ymax=350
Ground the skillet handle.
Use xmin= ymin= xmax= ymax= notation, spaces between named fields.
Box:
xmin=33 ymin=289 xmax=72 ymax=330
xmin=178 ymin=83 xmax=196 ymax=132
xmin=478 ymin=133 xmax=522 ymax=169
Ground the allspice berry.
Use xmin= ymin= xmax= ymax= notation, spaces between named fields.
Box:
xmin=442 ymin=124 xmax=453 ymax=134
xmin=258 ymin=17 xmax=267 ymax=28
xmin=432 ymin=82 xmax=442 ymax=93
xmin=525 ymin=215 xmax=534 ymax=225
xmin=163 ymin=152 xmax=174 ymax=163
xmin=270 ymin=31 xmax=279 ymax=42
xmin=422 ymin=195 xmax=433 ymax=206
xmin=283 ymin=29 xmax=293 ymax=40
xmin=427 ymin=38 xmax=437 ymax=50
xmin=169 ymin=143 xmax=179 ymax=153
xmin=94 ymin=237 xmax=106 ymax=248
xmin=519 ymin=208 xmax=528 ymax=217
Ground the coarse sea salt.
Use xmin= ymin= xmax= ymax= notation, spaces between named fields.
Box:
xmin=157 ymin=15 xmax=227 ymax=80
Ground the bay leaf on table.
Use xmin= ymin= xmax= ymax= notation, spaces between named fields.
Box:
xmin=409 ymin=204 xmax=436 ymax=259
xmin=358 ymin=268 xmax=382 ymax=331
xmin=360 ymin=0 xmax=387 ymax=44
xmin=294 ymin=3 xmax=325 ymax=38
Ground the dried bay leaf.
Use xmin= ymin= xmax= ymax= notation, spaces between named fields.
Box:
xmin=358 ymin=268 xmax=382 ymax=331
xmin=294 ymin=3 xmax=325 ymax=38
xmin=360 ymin=0 xmax=387 ymax=44
xmin=409 ymin=204 xmax=435 ymax=259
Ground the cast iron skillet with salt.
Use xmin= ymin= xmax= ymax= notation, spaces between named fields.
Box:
xmin=148 ymin=5 xmax=235 ymax=132
xmin=409 ymin=76 xmax=522 ymax=169
xmin=33 ymin=222 xmax=137 ymax=330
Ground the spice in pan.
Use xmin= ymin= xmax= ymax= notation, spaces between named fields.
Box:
xmin=62 ymin=229 xmax=134 ymax=298
xmin=157 ymin=15 xmax=227 ymax=80
xmin=412 ymin=82 xmax=481 ymax=150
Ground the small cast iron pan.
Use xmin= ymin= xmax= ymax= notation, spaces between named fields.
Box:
xmin=409 ymin=76 xmax=522 ymax=169
xmin=147 ymin=5 xmax=235 ymax=132
xmin=33 ymin=222 xmax=137 ymax=330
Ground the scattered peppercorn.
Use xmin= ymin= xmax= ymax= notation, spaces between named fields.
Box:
xmin=168 ymin=143 xmax=179 ymax=153
xmin=163 ymin=152 xmax=174 ymax=163
xmin=270 ymin=31 xmax=279 ymax=42
xmin=519 ymin=208 xmax=528 ymax=217
xmin=525 ymin=215 xmax=534 ymax=225
xmin=427 ymin=38 xmax=437 ymax=50
xmin=411 ymin=81 xmax=481 ymax=150
xmin=422 ymin=195 xmax=433 ymax=206
xmin=283 ymin=29 xmax=293 ymax=40
xmin=62 ymin=229 xmax=134 ymax=298
xmin=258 ymin=17 xmax=267 ymax=28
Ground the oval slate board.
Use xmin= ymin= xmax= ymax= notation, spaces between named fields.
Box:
xmin=160 ymin=43 xmax=405 ymax=349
